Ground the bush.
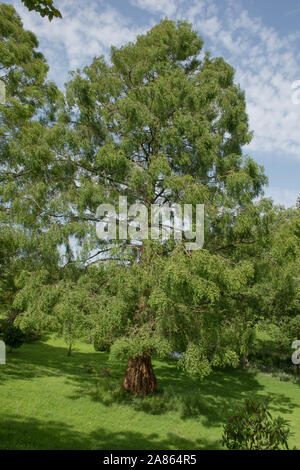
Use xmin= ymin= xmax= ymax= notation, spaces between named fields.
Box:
xmin=93 ymin=332 xmax=111 ymax=352
xmin=3 ymin=325 xmax=25 ymax=352
xmin=23 ymin=329 xmax=42 ymax=343
xmin=222 ymin=398 xmax=291 ymax=450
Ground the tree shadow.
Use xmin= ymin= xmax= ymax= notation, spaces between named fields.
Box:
xmin=1 ymin=341 xmax=299 ymax=437
xmin=0 ymin=415 xmax=220 ymax=450
xmin=0 ymin=415 xmax=89 ymax=450
xmin=0 ymin=340 xmax=111 ymax=389
xmin=132 ymin=362 xmax=300 ymax=427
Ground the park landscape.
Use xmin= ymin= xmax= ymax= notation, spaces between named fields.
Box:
xmin=0 ymin=1 xmax=300 ymax=451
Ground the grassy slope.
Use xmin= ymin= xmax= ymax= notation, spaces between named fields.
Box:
xmin=0 ymin=336 xmax=299 ymax=450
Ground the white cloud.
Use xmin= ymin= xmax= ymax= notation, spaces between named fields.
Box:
xmin=130 ymin=0 xmax=184 ymax=17
xmin=130 ymin=0 xmax=300 ymax=160
xmin=264 ymin=187 xmax=299 ymax=208
xmin=8 ymin=0 xmax=149 ymax=85
xmin=6 ymin=0 xmax=300 ymax=165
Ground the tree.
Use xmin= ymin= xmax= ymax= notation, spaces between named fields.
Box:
xmin=53 ymin=278 xmax=100 ymax=356
xmin=21 ymin=0 xmax=62 ymax=20
xmin=0 ymin=4 xmax=60 ymax=329
xmin=0 ymin=2 xmax=60 ymax=228
xmin=4 ymin=19 xmax=270 ymax=394
xmin=0 ymin=227 xmax=20 ymax=320
xmin=258 ymin=205 xmax=300 ymax=372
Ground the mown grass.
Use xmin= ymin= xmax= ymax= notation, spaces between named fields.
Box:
xmin=0 ymin=336 xmax=299 ymax=450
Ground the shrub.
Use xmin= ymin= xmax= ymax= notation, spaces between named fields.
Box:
xmin=3 ymin=325 xmax=25 ymax=352
xmin=222 ymin=398 xmax=291 ymax=450
xmin=23 ymin=329 xmax=42 ymax=343
xmin=93 ymin=375 xmax=130 ymax=406
xmin=93 ymin=332 xmax=111 ymax=352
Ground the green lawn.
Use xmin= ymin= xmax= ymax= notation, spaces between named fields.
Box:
xmin=0 ymin=336 xmax=299 ymax=450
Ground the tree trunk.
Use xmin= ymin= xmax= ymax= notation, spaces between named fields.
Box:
xmin=243 ymin=354 xmax=249 ymax=370
xmin=67 ymin=343 xmax=72 ymax=356
xmin=123 ymin=353 xmax=157 ymax=396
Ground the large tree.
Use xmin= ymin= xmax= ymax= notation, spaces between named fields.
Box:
xmin=0 ymin=4 xmax=60 ymax=328
xmin=4 ymin=17 xmax=271 ymax=394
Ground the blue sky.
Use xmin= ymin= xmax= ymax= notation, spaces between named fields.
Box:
xmin=4 ymin=0 xmax=300 ymax=207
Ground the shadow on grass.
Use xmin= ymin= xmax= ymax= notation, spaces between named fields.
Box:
xmin=0 ymin=341 xmax=299 ymax=433
xmin=0 ymin=415 xmax=219 ymax=450
xmin=0 ymin=340 xmax=111 ymax=388
xmin=74 ymin=360 xmax=299 ymax=430
xmin=152 ymin=363 xmax=299 ymax=424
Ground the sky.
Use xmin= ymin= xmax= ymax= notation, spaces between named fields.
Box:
xmin=3 ymin=0 xmax=300 ymax=207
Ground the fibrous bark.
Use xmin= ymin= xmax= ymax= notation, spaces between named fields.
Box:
xmin=123 ymin=353 xmax=157 ymax=396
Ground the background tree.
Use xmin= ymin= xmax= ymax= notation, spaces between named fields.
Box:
xmin=0 ymin=4 xmax=60 ymax=331
xmin=0 ymin=2 xmax=60 ymax=235
xmin=257 ymin=205 xmax=300 ymax=372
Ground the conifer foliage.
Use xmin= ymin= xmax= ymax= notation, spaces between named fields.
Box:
xmin=1 ymin=9 xmax=280 ymax=395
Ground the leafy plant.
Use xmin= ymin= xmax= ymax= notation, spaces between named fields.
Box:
xmin=93 ymin=332 xmax=112 ymax=352
xmin=222 ymin=398 xmax=291 ymax=450
xmin=3 ymin=325 xmax=25 ymax=352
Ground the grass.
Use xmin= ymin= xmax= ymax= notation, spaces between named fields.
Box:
xmin=0 ymin=336 xmax=300 ymax=450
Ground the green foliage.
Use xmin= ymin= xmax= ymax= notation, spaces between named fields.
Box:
xmin=3 ymin=325 xmax=25 ymax=351
xmin=93 ymin=331 xmax=112 ymax=352
xmin=0 ymin=12 xmax=281 ymax=378
xmin=253 ymin=207 xmax=300 ymax=366
xmin=222 ymin=398 xmax=291 ymax=450
xmin=267 ymin=316 xmax=300 ymax=354
xmin=0 ymin=4 xmax=62 ymax=332
xmin=21 ymin=0 xmax=62 ymax=20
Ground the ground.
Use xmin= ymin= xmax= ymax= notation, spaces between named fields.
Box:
xmin=0 ymin=336 xmax=299 ymax=450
